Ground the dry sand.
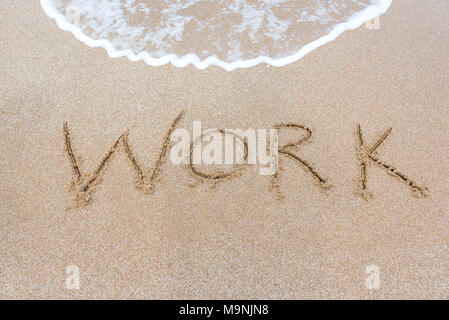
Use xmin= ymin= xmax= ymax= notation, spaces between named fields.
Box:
xmin=0 ymin=0 xmax=448 ymax=299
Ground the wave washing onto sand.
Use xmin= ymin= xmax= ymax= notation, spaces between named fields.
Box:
xmin=40 ymin=0 xmax=392 ymax=71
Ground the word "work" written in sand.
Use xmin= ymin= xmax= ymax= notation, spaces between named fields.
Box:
xmin=62 ymin=111 xmax=429 ymax=207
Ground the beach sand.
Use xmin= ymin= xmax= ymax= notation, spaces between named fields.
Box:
xmin=0 ymin=0 xmax=448 ymax=299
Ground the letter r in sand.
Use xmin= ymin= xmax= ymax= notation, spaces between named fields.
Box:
xmin=271 ymin=123 xmax=331 ymax=199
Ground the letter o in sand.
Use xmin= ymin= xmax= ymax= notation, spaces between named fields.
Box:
xmin=189 ymin=129 xmax=248 ymax=180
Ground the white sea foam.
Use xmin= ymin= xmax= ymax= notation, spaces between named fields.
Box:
xmin=40 ymin=0 xmax=392 ymax=71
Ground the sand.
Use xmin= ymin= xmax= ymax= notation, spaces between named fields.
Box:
xmin=0 ymin=0 xmax=448 ymax=299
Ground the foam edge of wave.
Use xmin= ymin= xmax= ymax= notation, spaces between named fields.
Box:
xmin=40 ymin=0 xmax=393 ymax=71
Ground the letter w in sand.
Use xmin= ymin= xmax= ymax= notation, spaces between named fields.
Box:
xmin=356 ymin=124 xmax=428 ymax=199
xmin=63 ymin=111 xmax=185 ymax=207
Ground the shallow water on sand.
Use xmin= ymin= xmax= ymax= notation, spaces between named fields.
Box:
xmin=41 ymin=0 xmax=392 ymax=70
